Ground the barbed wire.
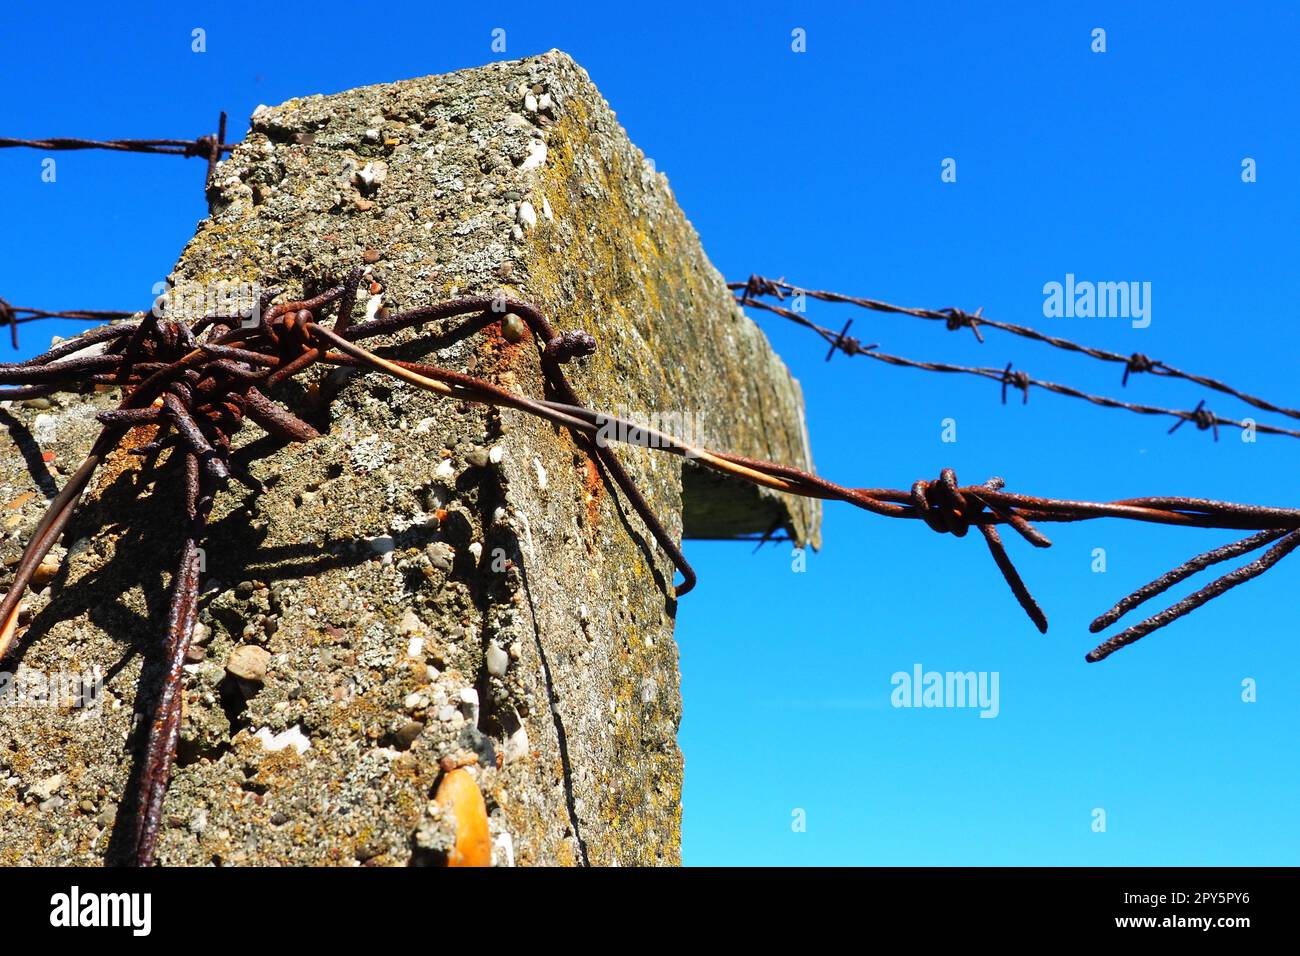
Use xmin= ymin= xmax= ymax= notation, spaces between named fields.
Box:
xmin=731 ymin=275 xmax=1300 ymax=439
xmin=4 ymin=281 xmax=1299 ymax=672
xmin=0 ymin=112 xmax=236 ymax=353
xmin=0 ymin=110 xmax=234 ymax=188
xmin=2 ymin=111 xmax=1291 ymax=863
xmin=0 ymin=111 xmax=233 ymax=174
xmin=0 ymin=299 xmax=137 ymax=351
xmin=6 ymin=273 xmax=1300 ymax=866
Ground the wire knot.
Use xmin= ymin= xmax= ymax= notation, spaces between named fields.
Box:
xmin=1000 ymin=363 xmax=1030 ymax=404
xmin=1122 ymin=352 xmax=1155 ymax=386
xmin=544 ymin=329 xmax=598 ymax=363
xmin=185 ymin=134 xmax=221 ymax=161
xmin=157 ymin=320 xmax=193 ymax=351
xmin=741 ymin=274 xmax=785 ymax=302
xmin=911 ymin=468 xmax=979 ymax=537
xmin=836 ymin=336 xmax=876 ymax=357
xmin=1168 ymin=399 xmax=1220 ymax=441
xmin=822 ymin=317 xmax=877 ymax=361
xmin=941 ymin=306 xmax=985 ymax=342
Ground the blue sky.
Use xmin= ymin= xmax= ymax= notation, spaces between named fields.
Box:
xmin=2 ymin=2 xmax=1297 ymax=865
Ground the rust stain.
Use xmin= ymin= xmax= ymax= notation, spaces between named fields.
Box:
xmin=94 ymin=424 xmax=160 ymax=490
xmin=582 ymin=454 xmax=602 ymax=530
xmin=474 ymin=314 xmax=527 ymax=378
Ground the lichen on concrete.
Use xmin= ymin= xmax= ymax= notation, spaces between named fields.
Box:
xmin=0 ymin=50 xmax=819 ymax=865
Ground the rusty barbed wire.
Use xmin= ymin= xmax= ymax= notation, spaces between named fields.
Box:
xmin=731 ymin=275 xmax=1300 ymax=439
xmin=0 ymin=298 xmax=137 ymax=351
xmin=0 ymin=111 xmax=236 ymax=353
xmin=0 ymin=111 xmax=234 ymax=187
xmin=4 ymin=268 xmax=1300 ymax=864
xmin=4 ymin=276 xmax=1298 ymax=664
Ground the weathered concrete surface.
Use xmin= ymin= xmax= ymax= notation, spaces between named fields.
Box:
xmin=0 ymin=51 xmax=819 ymax=866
